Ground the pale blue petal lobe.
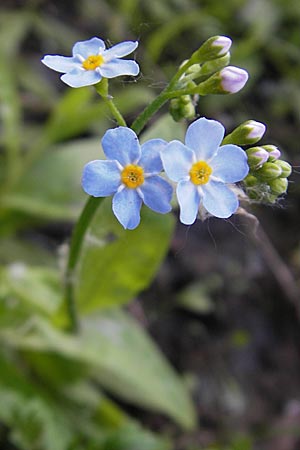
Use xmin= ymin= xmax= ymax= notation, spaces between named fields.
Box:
xmin=112 ymin=189 xmax=142 ymax=229
xmin=41 ymin=55 xmax=80 ymax=73
xmin=176 ymin=180 xmax=200 ymax=225
xmin=161 ymin=141 xmax=194 ymax=182
xmin=82 ymin=160 xmax=120 ymax=196
xmin=61 ymin=69 xmax=101 ymax=87
xmin=72 ymin=37 xmax=105 ymax=58
xmin=140 ymin=176 xmax=173 ymax=213
xmin=139 ymin=139 xmax=167 ymax=173
xmin=101 ymin=127 xmax=140 ymax=166
xmin=211 ymin=144 xmax=249 ymax=182
xmin=202 ymin=181 xmax=238 ymax=218
xmin=185 ymin=117 xmax=225 ymax=160
xmin=103 ymin=41 xmax=138 ymax=60
xmin=100 ymin=59 xmax=139 ymax=78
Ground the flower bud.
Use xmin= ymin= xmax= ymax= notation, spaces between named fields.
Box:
xmin=262 ymin=145 xmax=281 ymax=161
xmin=256 ymin=162 xmax=282 ymax=180
xmin=269 ymin=177 xmax=288 ymax=195
xmin=194 ymin=66 xmax=248 ymax=95
xmin=169 ymin=95 xmax=196 ymax=121
xmin=198 ymin=53 xmax=231 ymax=77
xmin=244 ymin=174 xmax=259 ymax=187
xmin=190 ymin=36 xmax=232 ymax=64
xmin=219 ymin=66 xmax=249 ymax=93
xmin=223 ymin=121 xmax=266 ymax=145
xmin=246 ymin=147 xmax=269 ymax=169
xmin=274 ymin=160 xmax=292 ymax=178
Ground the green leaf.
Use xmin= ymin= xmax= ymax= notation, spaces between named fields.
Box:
xmin=3 ymin=137 xmax=102 ymax=221
xmin=75 ymin=198 xmax=175 ymax=312
xmin=0 ymin=265 xmax=62 ymax=332
xmin=1 ymin=311 xmax=196 ymax=430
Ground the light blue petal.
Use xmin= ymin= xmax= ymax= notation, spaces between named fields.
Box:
xmin=100 ymin=59 xmax=139 ymax=78
xmin=176 ymin=180 xmax=200 ymax=225
xmin=101 ymin=127 xmax=141 ymax=166
xmin=112 ymin=188 xmax=142 ymax=229
xmin=82 ymin=160 xmax=121 ymax=196
xmin=103 ymin=41 xmax=138 ymax=60
xmin=41 ymin=55 xmax=80 ymax=73
xmin=61 ymin=69 xmax=102 ymax=87
xmin=72 ymin=37 xmax=105 ymax=58
xmin=210 ymin=144 xmax=249 ymax=182
xmin=161 ymin=141 xmax=194 ymax=182
xmin=140 ymin=176 xmax=173 ymax=213
xmin=139 ymin=139 xmax=167 ymax=173
xmin=202 ymin=181 xmax=238 ymax=218
xmin=185 ymin=117 xmax=225 ymax=161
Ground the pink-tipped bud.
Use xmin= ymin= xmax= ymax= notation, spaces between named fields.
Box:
xmin=222 ymin=120 xmax=266 ymax=145
xmin=220 ymin=66 xmax=249 ymax=93
xmin=262 ymin=145 xmax=281 ymax=161
xmin=246 ymin=120 xmax=266 ymax=140
xmin=190 ymin=35 xmax=232 ymax=64
xmin=212 ymin=36 xmax=232 ymax=56
xmin=246 ymin=147 xmax=269 ymax=169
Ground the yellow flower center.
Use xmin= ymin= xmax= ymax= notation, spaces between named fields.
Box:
xmin=189 ymin=161 xmax=212 ymax=185
xmin=82 ymin=54 xmax=104 ymax=70
xmin=121 ymin=164 xmax=144 ymax=189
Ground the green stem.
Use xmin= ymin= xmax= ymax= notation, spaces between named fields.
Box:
xmin=131 ymin=60 xmax=195 ymax=135
xmin=65 ymin=197 xmax=103 ymax=332
xmin=102 ymin=95 xmax=127 ymax=127
xmin=95 ymin=79 xmax=127 ymax=127
xmin=131 ymin=89 xmax=170 ymax=134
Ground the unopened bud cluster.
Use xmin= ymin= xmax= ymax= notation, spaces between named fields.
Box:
xmin=169 ymin=95 xmax=197 ymax=121
xmin=170 ymin=36 xmax=249 ymax=121
xmin=244 ymin=145 xmax=291 ymax=202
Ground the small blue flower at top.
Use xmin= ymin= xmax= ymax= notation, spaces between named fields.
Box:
xmin=82 ymin=127 xmax=173 ymax=230
xmin=41 ymin=37 xmax=139 ymax=88
xmin=161 ymin=117 xmax=249 ymax=225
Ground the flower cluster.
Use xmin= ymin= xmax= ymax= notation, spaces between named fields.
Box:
xmin=244 ymin=144 xmax=291 ymax=203
xmin=41 ymin=35 xmax=292 ymax=230
xmin=82 ymin=117 xmax=249 ymax=229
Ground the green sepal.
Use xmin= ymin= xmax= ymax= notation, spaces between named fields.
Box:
xmin=269 ymin=177 xmax=288 ymax=195
xmin=274 ymin=160 xmax=292 ymax=178
xmin=256 ymin=162 xmax=282 ymax=180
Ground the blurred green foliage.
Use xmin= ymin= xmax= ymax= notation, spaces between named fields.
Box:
xmin=0 ymin=0 xmax=300 ymax=449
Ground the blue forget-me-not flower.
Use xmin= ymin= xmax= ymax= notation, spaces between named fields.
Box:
xmin=82 ymin=127 xmax=173 ymax=229
xmin=41 ymin=37 xmax=139 ymax=88
xmin=161 ymin=117 xmax=249 ymax=225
